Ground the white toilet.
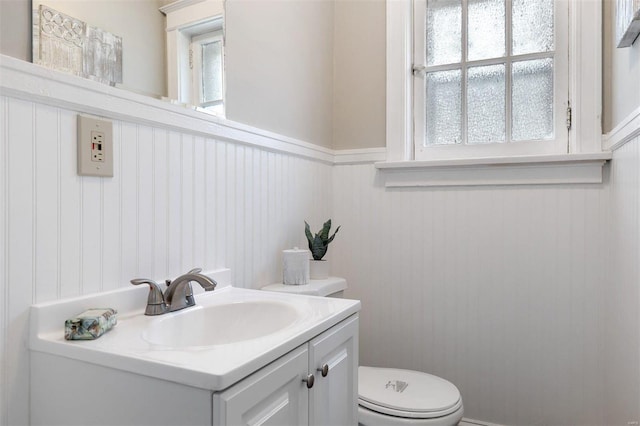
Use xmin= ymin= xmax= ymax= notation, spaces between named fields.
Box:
xmin=261 ymin=277 xmax=464 ymax=426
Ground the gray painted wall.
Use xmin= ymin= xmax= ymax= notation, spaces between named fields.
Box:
xmin=0 ymin=0 xmax=335 ymax=148
xmin=3 ymin=0 xmax=636 ymax=148
xmin=0 ymin=0 xmax=31 ymax=62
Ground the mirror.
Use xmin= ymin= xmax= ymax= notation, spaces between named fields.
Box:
xmin=31 ymin=0 xmax=225 ymax=115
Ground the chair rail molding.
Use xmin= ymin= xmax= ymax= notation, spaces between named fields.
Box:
xmin=603 ymin=106 xmax=640 ymax=151
xmin=0 ymin=55 xmax=334 ymax=163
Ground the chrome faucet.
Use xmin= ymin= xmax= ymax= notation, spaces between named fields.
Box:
xmin=130 ymin=268 xmax=217 ymax=315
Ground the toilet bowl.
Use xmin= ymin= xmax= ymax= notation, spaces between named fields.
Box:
xmin=261 ymin=277 xmax=464 ymax=426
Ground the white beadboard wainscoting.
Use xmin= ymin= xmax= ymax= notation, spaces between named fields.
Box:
xmin=605 ymin=134 xmax=640 ymax=425
xmin=0 ymin=96 xmax=332 ymax=425
xmin=1 ymin=55 xmax=639 ymax=426
xmin=332 ymin=136 xmax=640 ymax=426
xmin=332 ymin=165 xmax=609 ymax=425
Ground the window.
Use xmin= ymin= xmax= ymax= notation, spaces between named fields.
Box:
xmin=191 ymin=31 xmax=224 ymax=114
xmin=413 ymin=0 xmax=568 ymax=159
xmin=161 ymin=0 xmax=225 ymax=116
xmin=385 ymin=0 xmax=603 ymax=163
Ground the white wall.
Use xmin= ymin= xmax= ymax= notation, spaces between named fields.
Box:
xmin=0 ymin=95 xmax=332 ymax=425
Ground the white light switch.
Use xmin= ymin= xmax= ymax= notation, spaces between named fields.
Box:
xmin=77 ymin=115 xmax=113 ymax=177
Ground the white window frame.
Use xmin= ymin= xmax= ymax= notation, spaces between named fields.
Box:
xmin=161 ymin=0 xmax=225 ymax=116
xmin=385 ymin=0 xmax=604 ymax=163
xmin=413 ymin=0 xmax=569 ymax=160
xmin=191 ymin=30 xmax=224 ymax=112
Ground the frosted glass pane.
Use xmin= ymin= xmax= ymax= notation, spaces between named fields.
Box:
xmin=468 ymin=0 xmax=505 ymax=61
xmin=467 ymin=64 xmax=505 ymax=144
xmin=202 ymin=40 xmax=222 ymax=103
xmin=425 ymin=70 xmax=462 ymax=145
xmin=512 ymin=58 xmax=554 ymax=141
xmin=426 ymin=0 xmax=461 ymax=66
xmin=512 ymin=0 xmax=554 ymax=55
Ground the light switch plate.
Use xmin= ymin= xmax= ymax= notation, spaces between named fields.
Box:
xmin=77 ymin=115 xmax=113 ymax=177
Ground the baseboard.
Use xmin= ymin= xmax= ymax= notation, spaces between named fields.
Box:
xmin=459 ymin=418 xmax=506 ymax=426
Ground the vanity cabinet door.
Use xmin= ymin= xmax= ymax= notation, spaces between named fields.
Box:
xmin=308 ymin=314 xmax=359 ymax=426
xmin=213 ymin=345 xmax=310 ymax=426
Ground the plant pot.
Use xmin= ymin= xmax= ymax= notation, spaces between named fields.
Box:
xmin=309 ymin=259 xmax=329 ymax=280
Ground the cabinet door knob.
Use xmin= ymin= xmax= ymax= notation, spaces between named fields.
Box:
xmin=317 ymin=364 xmax=329 ymax=377
xmin=302 ymin=373 xmax=315 ymax=389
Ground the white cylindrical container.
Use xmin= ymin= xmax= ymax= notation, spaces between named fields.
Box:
xmin=283 ymin=248 xmax=310 ymax=285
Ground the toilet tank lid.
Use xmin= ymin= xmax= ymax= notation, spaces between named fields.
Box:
xmin=261 ymin=277 xmax=347 ymax=297
xmin=358 ymin=366 xmax=461 ymax=418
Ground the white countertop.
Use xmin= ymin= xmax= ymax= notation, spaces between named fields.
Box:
xmin=261 ymin=276 xmax=347 ymax=296
xmin=29 ymin=270 xmax=360 ymax=392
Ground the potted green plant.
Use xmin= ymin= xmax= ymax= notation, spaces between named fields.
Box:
xmin=305 ymin=219 xmax=340 ymax=279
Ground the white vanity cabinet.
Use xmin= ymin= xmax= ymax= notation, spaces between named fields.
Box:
xmin=30 ymin=281 xmax=361 ymax=426
xmin=213 ymin=314 xmax=359 ymax=426
xmin=31 ymin=313 xmax=359 ymax=426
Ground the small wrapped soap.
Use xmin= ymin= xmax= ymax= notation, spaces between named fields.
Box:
xmin=64 ymin=308 xmax=117 ymax=340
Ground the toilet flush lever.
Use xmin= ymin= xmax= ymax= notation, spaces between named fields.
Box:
xmin=317 ymin=364 xmax=329 ymax=377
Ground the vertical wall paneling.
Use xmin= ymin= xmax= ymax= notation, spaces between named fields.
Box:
xmin=137 ymin=126 xmax=155 ymax=278
xmin=181 ymin=135 xmax=194 ymax=272
xmin=120 ymin=123 xmax=139 ymax=283
xmin=152 ymin=129 xmax=168 ymax=280
xmin=227 ymin=143 xmax=237 ymax=283
xmin=166 ymin=131 xmax=182 ymax=278
xmin=34 ymin=104 xmax=59 ymax=303
xmin=102 ymin=121 xmax=122 ymax=291
xmin=273 ymin=153 xmax=283 ymax=272
xmin=245 ymin=147 xmax=255 ymax=286
xmin=2 ymin=90 xmax=636 ymax=426
xmin=254 ymin=150 xmax=262 ymax=283
xmin=605 ymin=136 xmax=640 ymax=425
xmin=193 ymin=137 xmax=206 ymax=271
xmin=204 ymin=138 xmax=214 ymax=272
xmin=6 ymin=98 xmax=35 ymax=425
xmin=215 ymin=141 xmax=227 ymax=271
xmin=0 ymin=96 xmax=7 ymax=426
xmin=59 ymin=110 xmax=81 ymax=299
xmin=81 ymin=176 xmax=102 ymax=295
xmin=0 ymin=95 xmax=334 ymax=425
xmin=332 ymin=164 xmax=610 ymax=426
xmin=242 ymin=146 xmax=252 ymax=286
xmin=238 ymin=144 xmax=247 ymax=285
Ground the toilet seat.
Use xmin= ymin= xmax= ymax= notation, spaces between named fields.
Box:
xmin=358 ymin=366 xmax=462 ymax=419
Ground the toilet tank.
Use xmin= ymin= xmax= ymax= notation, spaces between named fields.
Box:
xmin=261 ymin=277 xmax=347 ymax=298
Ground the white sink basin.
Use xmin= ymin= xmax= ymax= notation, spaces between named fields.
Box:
xmin=142 ymin=300 xmax=299 ymax=348
xmin=29 ymin=269 xmax=361 ymax=391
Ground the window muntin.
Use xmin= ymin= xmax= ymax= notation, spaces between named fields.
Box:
xmin=414 ymin=0 xmax=568 ymax=160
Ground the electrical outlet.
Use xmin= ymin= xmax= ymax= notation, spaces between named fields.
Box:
xmin=91 ymin=130 xmax=105 ymax=162
xmin=77 ymin=115 xmax=113 ymax=177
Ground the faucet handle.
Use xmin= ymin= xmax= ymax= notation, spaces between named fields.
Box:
xmin=130 ymin=278 xmax=168 ymax=315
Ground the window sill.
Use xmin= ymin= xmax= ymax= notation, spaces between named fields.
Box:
xmin=374 ymin=152 xmax=612 ymax=187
